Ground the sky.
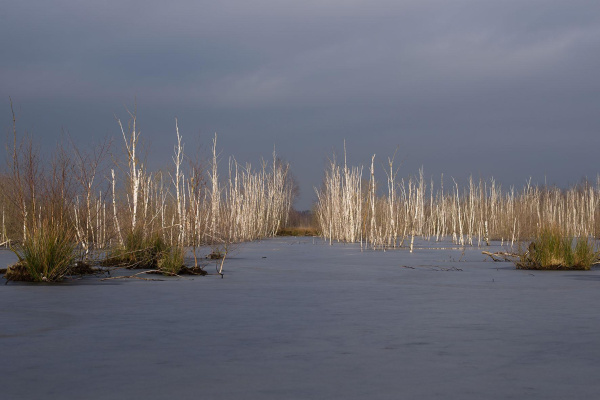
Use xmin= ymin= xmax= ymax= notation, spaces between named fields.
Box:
xmin=1 ymin=0 xmax=600 ymax=209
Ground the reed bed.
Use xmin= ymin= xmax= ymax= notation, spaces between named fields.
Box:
xmin=315 ymin=151 xmax=600 ymax=250
xmin=1 ymin=109 xmax=295 ymax=280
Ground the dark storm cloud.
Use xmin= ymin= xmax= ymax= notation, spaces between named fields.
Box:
xmin=2 ymin=0 xmax=600 ymax=207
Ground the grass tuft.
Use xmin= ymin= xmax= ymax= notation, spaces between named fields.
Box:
xmin=157 ymin=246 xmax=185 ymax=275
xmin=517 ymin=226 xmax=599 ymax=270
xmin=9 ymin=223 xmax=76 ymax=282
xmin=104 ymin=229 xmax=168 ymax=269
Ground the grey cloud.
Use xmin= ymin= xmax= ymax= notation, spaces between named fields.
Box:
xmin=2 ymin=0 xmax=600 ymax=208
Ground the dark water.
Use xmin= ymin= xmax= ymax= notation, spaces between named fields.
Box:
xmin=2 ymin=239 xmax=599 ymax=399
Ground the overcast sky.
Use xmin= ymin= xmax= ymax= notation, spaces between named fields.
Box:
xmin=2 ymin=0 xmax=599 ymax=209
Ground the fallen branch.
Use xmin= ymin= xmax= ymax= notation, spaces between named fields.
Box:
xmin=101 ymin=270 xmax=165 ymax=281
xmin=145 ymin=269 xmax=182 ymax=278
xmin=482 ymin=251 xmax=520 ymax=262
xmin=401 ymin=265 xmax=462 ymax=271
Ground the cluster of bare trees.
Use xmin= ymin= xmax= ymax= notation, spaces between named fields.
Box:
xmin=315 ymin=151 xmax=600 ymax=250
xmin=1 ymin=108 xmax=295 ymax=257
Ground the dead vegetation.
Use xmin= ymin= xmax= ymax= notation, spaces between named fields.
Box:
xmin=5 ymin=262 xmax=34 ymax=282
xmin=1 ymin=103 xmax=295 ymax=283
xmin=316 ymin=145 xmax=600 ymax=250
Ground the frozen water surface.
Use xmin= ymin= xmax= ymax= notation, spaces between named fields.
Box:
xmin=2 ymin=237 xmax=600 ymax=399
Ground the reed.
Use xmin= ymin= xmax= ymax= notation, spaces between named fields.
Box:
xmin=316 ymin=147 xmax=600 ymax=250
xmin=1 ymin=105 xmax=296 ymax=280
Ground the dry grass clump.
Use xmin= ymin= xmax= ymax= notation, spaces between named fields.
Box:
xmin=516 ymin=226 xmax=599 ymax=270
xmin=104 ymin=229 xmax=167 ymax=269
xmin=157 ymin=246 xmax=185 ymax=275
xmin=8 ymin=223 xmax=76 ymax=282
